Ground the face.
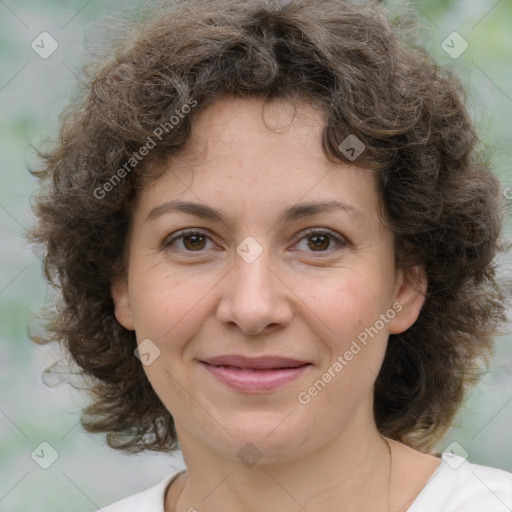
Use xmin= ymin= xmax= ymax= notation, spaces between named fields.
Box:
xmin=111 ymin=96 xmax=426 ymax=463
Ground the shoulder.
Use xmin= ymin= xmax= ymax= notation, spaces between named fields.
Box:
xmin=92 ymin=469 xmax=186 ymax=512
xmin=409 ymin=453 xmax=512 ymax=512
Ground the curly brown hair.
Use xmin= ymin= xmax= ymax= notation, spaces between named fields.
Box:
xmin=27 ymin=0 xmax=509 ymax=454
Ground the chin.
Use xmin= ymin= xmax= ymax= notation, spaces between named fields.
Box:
xmin=210 ymin=416 xmax=312 ymax=464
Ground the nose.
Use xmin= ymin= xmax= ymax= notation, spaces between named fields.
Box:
xmin=216 ymin=246 xmax=293 ymax=336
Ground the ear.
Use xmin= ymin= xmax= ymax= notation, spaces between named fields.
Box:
xmin=388 ymin=264 xmax=427 ymax=335
xmin=111 ymin=274 xmax=135 ymax=331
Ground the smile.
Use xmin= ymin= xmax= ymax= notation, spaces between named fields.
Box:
xmin=200 ymin=362 xmax=312 ymax=393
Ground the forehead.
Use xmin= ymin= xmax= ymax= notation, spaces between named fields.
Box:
xmin=193 ymin=95 xmax=322 ymax=141
xmin=136 ymin=95 xmax=382 ymax=223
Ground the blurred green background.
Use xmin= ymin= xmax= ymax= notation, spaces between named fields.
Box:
xmin=0 ymin=0 xmax=511 ymax=510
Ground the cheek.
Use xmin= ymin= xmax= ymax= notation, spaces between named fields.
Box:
xmin=129 ymin=263 xmax=224 ymax=350
xmin=308 ymin=270 xmax=390 ymax=345
xmin=304 ymin=274 xmax=391 ymax=415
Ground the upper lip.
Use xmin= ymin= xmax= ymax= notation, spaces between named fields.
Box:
xmin=200 ymin=355 xmax=311 ymax=370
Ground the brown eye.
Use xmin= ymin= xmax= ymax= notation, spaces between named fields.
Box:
xmin=182 ymin=233 xmax=207 ymax=251
xmin=294 ymin=228 xmax=347 ymax=254
xmin=307 ymin=233 xmax=331 ymax=251
xmin=164 ymin=229 xmax=213 ymax=252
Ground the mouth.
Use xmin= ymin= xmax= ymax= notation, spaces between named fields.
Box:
xmin=206 ymin=364 xmax=310 ymax=371
xmin=199 ymin=355 xmax=312 ymax=393
xmin=200 ymin=354 xmax=311 ymax=370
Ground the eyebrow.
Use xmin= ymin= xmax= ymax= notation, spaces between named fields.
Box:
xmin=146 ymin=199 xmax=368 ymax=225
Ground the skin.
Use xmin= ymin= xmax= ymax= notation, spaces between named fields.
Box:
xmin=111 ymin=96 xmax=441 ymax=512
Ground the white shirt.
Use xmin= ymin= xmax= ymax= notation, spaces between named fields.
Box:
xmin=95 ymin=453 xmax=512 ymax=512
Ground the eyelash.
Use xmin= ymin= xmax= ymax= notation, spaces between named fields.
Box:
xmin=162 ymin=227 xmax=348 ymax=256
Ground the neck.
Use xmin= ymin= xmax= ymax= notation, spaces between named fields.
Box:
xmin=168 ymin=410 xmax=392 ymax=512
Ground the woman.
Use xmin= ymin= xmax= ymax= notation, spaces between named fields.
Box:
xmin=28 ymin=0 xmax=512 ymax=510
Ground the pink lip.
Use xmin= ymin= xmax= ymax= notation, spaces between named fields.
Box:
xmin=201 ymin=354 xmax=310 ymax=370
xmin=200 ymin=361 xmax=311 ymax=393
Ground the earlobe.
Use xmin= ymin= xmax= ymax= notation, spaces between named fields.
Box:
xmin=111 ymin=275 xmax=135 ymax=331
xmin=388 ymin=264 xmax=427 ymax=335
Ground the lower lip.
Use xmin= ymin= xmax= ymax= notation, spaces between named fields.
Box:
xmin=200 ymin=362 xmax=311 ymax=393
